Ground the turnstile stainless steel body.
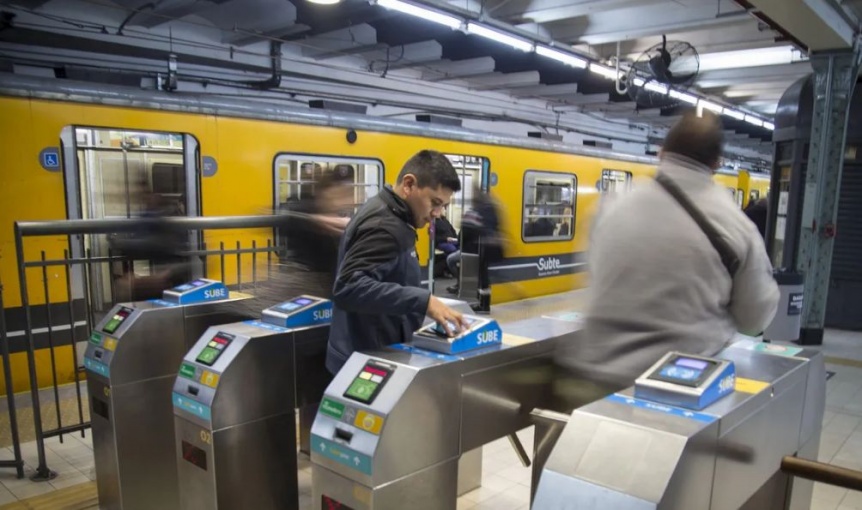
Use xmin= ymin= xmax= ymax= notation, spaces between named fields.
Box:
xmin=532 ymin=338 xmax=826 ymax=510
xmin=172 ymin=309 xmax=331 ymax=510
xmin=311 ymin=317 xmax=582 ymax=510
xmin=85 ymin=294 xmax=251 ymax=510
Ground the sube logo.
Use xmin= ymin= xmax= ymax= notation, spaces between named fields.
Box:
xmin=204 ymin=288 xmax=227 ymax=299
xmin=477 ymin=329 xmax=499 ymax=344
xmin=313 ymin=308 xmax=333 ymax=321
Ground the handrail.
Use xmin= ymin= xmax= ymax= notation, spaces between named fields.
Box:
xmin=14 ymin=214 xmax=301 ymax=237
xmin=781 ymin=456 xmax=862 ymax=492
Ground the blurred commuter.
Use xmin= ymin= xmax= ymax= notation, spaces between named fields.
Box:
xmin=554 ymin=111 xmax=780 ymax=409
xmin=743 ymin=197 xmax=768 ymax=240
xmin=278 ymin=168 xmax=353 ymax=298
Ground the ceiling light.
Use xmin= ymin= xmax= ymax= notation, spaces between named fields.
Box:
xmin=723 ymin=109 xmax=745 ymax=121
xmin=698 ymin=45 xmax=806 ymax=72
xmin=669 ymin=89 xmax=698 ymax=105
xmin=744 ymin=115 xmax=764 ymax=127
xmin=467 ymin=23 xmax=533 ymax=52
xmin=589 ymin=63 xmax=621 ymax=80
xmin=308 ymin=0 xmax=341 ymax=5
xmin=535 ymin=45 xmax=587 ymax=68
xmin=698 ymin=99 xmax=723 ymax=114
xmin=644 ymin=81 xmax=668 ymax=94
xmin=377 ymin=0 xmax=462 ymax=28
xmin=763 ymin=122 xmax=775 ymax=130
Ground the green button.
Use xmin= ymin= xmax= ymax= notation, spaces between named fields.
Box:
xmin=179 ymin=362 xmax=197 ymax=380
xmin=319 ymin=398 xmax=345 ymax=419
xmin=89 ymin=332 xmax=102 ymax=345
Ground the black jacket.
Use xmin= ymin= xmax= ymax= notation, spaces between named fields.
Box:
xmin=434 ymin=216 xmax=458 ymax=245
xmin=326 ymin=186 xmax=431 ymax=374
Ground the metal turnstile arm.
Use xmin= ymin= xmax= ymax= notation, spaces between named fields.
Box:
xmin=781 ymin=456 xmax=862 ymax=492
xmin=507 ymin=433 xmax=531 ymax=468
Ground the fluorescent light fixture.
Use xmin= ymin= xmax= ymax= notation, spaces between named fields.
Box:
xmin=698 ymin=99 xmax=723 ymax=114
xmin=467 ymin=23 xmax=533 ymax=52
xmin=723 ymin=109 xmax=745 ymax=121
xmin=698 ymin=45 xmax=806 ymax=72
xmin=669 ymin=89 xmax=698 ymax=105
xmin=377 ymin=0 xmax=462 ymax=28
xmin=308 ymin=0 xmax=341 ymax=4
xmin=763 ymin=122 xmax=775 ymax=130
xmin=589 ymin=63 xmax=621 ymax=80
xmin=644 ymin=81 xmax=668 ymax=94
xmin=744 ymin=115 xmax=764 ymax=127
xmin=535 ymin=45 xmax=587 ymax=68
xmin=632 ymin=77 xmax=645 ymax=87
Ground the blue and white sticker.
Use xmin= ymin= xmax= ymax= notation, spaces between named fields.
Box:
xmin=39 ymin=147 xmax=61 ymax=171
xmin=311 ymin=434 xmax=373 ymax=475
xmin=172 ymin=392 xmax=212 ymax=421
xmin=605 ymin=394 xmax=717 ymax=424
xmin=84 ymin=357 xmax=110 ymax=377
xmin=245 ymin=320 xmax=289 ymax=333
xmin=149 ymin=299 xmax=179 ymax=307
xmin=389 ymin=343 xmax=462 ymax=362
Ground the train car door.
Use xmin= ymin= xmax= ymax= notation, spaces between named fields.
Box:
xmin=427 ymin=155 xmax=487 ymax=296
xmin=61 ymin=127 xmax=201 ymax=317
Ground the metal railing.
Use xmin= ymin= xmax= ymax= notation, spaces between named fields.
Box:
xmin=12 ymin=215 xmax=294 ymax=480
xmin=0 ymin=281 xmax=26 ymax=479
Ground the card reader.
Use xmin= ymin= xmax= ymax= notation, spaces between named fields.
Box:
xmin=635 ymin=351 xmax=735 ymax=410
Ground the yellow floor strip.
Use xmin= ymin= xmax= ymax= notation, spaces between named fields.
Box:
xmin=0 ymin=482 xmax=97 ymax=510
xmin=825 ymin=356 xmax=862 ymax=369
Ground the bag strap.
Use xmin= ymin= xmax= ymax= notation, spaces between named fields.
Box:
xmin=655 ymin=172 xmax=741 ymax=278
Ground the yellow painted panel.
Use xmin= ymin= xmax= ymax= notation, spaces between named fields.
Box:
xmin=735 ymin=377 xmax=770 ymax=394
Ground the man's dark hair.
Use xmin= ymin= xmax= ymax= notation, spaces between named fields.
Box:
xmin=662 ymin=110 xmax=725 ymax=168
xmin=397 ymin=150 xmax=462 ymax=192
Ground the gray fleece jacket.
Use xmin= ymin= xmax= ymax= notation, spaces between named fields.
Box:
xmin=558 ymin=154 xmax=780 ymax=390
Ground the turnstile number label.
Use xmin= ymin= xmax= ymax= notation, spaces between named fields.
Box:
xmin=322 ymin=495 xmax=355 ymax=510
xmin=199 ymin=429 xmax=213 ymax=445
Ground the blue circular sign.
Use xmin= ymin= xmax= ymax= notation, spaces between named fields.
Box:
xmin=39 ymin=147 xmax=61 ymax=172
xmin=202 ymin=156 xmax=218 ymax=177
xmin=490 ymin=172 xmax=499 ymax=187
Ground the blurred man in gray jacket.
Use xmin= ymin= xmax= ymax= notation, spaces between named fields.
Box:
xmin=556 ymin=111 xmax=779 ymax=407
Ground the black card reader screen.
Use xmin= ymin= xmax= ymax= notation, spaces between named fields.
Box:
xmin=195 ymin=332 xmax=234 ymax=366
xmin=343 ymin=361 xmax=395 ymax=404
xmin=102 ymin=307 xmax=133 ymax=334
xmin=649 ymin=355 xmax=718 ymax=387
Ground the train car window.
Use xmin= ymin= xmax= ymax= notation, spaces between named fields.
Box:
xmin=522 ymin=171 xmax=576 ymax=243
xmin=601 ymin=169 xmax=632 ymax=194
xmin=273 ymin=154 xmax=383 ymax=216
xmin=736 ymin=188 xmax=744 ymax=208
xmin=750 ymin=189 xmax=760 ymax=202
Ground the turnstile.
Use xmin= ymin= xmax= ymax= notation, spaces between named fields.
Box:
xmin=532 ymin=337 xmax=826 ymax=510
xmin=85 ymin=279 xmax=252 ymax=510
xmin=310 ymin=316 xmax=582 ymax=510
xmin=172 ymin=296 xmax=333 ymax=510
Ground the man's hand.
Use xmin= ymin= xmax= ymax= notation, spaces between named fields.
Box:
xmin=447 ymin=237 xmax=458 ymax=243
xmin=426 ymin=296 xmax=469 ymax=337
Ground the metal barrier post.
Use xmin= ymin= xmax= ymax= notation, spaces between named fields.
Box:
xmin=0 ymin=281 xmax=26 ymax=478
xmin=14 ymin=223 xmax=56 ymax=481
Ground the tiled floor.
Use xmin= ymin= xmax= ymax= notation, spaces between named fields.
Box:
xmin=0 ymin=289 xmax=859 ymax=509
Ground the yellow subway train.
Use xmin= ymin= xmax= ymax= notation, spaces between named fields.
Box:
xmin=0 ymin=76 xmax=768 ymax=391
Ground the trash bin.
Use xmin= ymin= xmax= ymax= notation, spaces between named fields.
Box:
xmin=763 ymin=269 xmax=804 ymax=343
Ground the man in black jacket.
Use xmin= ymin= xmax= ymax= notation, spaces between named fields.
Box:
xmin=326 ymin=150 xmax=469 ymax=374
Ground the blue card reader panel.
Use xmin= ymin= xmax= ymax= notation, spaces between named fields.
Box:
xmin=162 ymin=279 xmax=229 ymax=305
xmin=261 ymin=296 xmax=332 ymax=329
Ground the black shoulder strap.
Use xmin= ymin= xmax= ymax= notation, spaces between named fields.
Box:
xmin=655 ymin=173 xmax=741 ymax=278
